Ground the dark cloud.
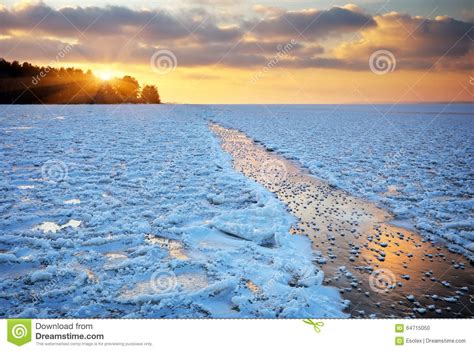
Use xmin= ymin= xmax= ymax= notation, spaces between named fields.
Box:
xmin=0 ymin=3 xmax=376 ymax=42
xmin=0 ymin=3 xmax=239 ymax=42
xmin=0 ymin=3 xmax=472 ymax=72
xmin=335 ymin=13 xmax=474 ymax=71
xmin=248 ymin=6 xmax=376 ymax=39
xmin=405 ymin=16 xmax=473 ymax=58
xmin=285 ymin=57 xmax=362 ymax=69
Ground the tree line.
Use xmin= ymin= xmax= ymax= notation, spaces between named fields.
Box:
xmin=0 ymin=59 xmax=161 ymax=104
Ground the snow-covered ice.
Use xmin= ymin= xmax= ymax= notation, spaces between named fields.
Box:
xmin=209 ymin=104 xmax=474 ymax=260
xmin=0 ymin=105 xmax=347 ymax=318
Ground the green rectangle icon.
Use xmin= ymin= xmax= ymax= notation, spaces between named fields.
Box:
xmin=395 ymin=324 xmax=404 ymax=333
xmin=7 ymin=319 xmax=32 ymax=346
xmin=395 ymin=336 xmax=404 ymax=346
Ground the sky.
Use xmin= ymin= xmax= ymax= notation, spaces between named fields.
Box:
xmin=0 ymin=0 xmax=473 ymax=103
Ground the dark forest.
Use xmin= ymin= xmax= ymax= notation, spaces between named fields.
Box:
xmin=0 ymin=59 xmax=161 ymax=104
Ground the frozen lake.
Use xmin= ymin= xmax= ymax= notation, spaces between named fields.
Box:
xmin=0 ymin=104 xmax=472 ymax=318
xmin=210 ymin=104 xmax=474 ymax=259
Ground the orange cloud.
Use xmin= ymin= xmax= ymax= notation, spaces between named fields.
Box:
xmin=335 ymin=12 xmax=474 ymax=71
xmin=0 ymin=2 xmax=472 ymax=103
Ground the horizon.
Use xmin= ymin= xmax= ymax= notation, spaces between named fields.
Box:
xmin=0 ymin=0 xmax=473 ymax=104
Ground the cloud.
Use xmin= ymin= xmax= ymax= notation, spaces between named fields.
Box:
xmin=0 ymin=2 xmax=241 ymax=42
xmin=0 ymin=2 xmax=472 ymax=72
xmin=252 ymin=5 xmax=285 ymax=17
xmin=0 ymin=2 xmax=376 ymax=42
xmin=191 ymin=0 xmax=241 ymax=5
xmin=461 ymin=9 xmax=474 ymax=22
xmin=247 ymin=6 xmax=376 ymax=39
xmin=335 ymin=12 xmax=474 ymax=70
xmin=0 ymin=37 xmax=84 ymax=61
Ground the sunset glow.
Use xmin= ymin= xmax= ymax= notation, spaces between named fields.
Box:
xmin=96 ymin=71 xmax=113 ymax=81
xmin=0 ymin=0 xmax=472 ymax=103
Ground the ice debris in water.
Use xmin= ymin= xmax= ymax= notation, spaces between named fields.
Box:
xmin=0 ymin=105 xmax=347 ymax=318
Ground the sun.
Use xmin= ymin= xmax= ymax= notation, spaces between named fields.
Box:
xmin=96 ymin=71 xmax=114 ymax=81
